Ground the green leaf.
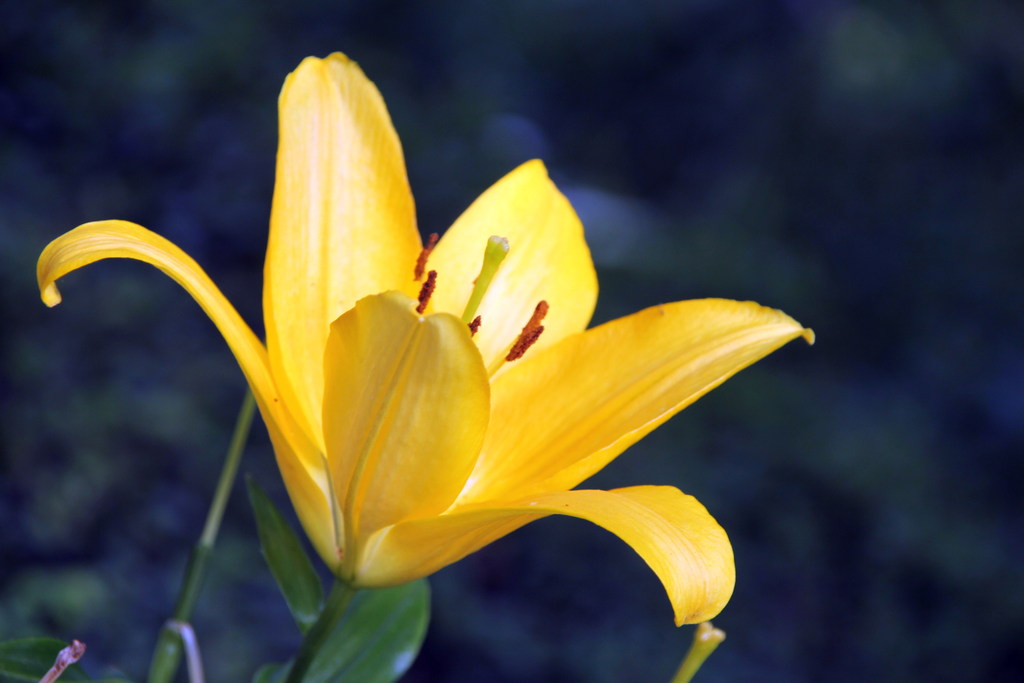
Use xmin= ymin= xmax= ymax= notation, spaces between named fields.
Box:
xmin=304 ymin=580 xmax=430 ymax=683
xmin=0 ymin=638 xmax=91 ymax=681
xmin=247 ymin=476 xmax=324 ymax=634
xmin=251 ymin=663 xmax=288 ymax=683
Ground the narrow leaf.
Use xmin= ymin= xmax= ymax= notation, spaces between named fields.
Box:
xmin=305 ymin=580 xmax=430 ymax=683
xmin=247 ymin=476 xmax=325 ymax=634
xmin=251 ymin=663 xmax=288 ymax=683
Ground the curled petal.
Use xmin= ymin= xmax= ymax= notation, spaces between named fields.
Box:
xmin=358 ymin=485 xmax=734 ymax=625
xmin=37 ymin=220 xmax=283 ymax=429
xmin=37 ymin=221 xmax=337 ymax=572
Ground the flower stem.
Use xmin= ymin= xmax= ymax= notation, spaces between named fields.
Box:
xmin=147 ymin=391 xmax=257 ymax=683
xmin=670 ymin=622 xmax=726 ymax=683
xmin=285 ymin=580 xmax=359 ymax=683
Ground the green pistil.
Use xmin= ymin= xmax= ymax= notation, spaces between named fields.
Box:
xmin=670 ymin=622 xmax=726 ymax=683
xmin=461 ymin=235 xmax=510 ymax=324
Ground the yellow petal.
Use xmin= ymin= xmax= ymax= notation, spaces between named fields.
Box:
xmin=461 ymin=299 xmax=814 ymax=502
xmin=322 ymin=292 xmax=490 ymax=573
xmin=37 ymin=221 xmax=338 ymax=574
xmin=427 ymin=160 xmax=597 ymax=370
xmin=37 ymin=220 xmax=281 ymax=422
xmin=358 ymin=485 xmax=734 ymax=625
xmin=265 ymin=53 xmax=422 ymax=450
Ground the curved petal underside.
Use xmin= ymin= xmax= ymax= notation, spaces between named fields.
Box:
xmin=358 ymin=485 xmax=734 ymax=625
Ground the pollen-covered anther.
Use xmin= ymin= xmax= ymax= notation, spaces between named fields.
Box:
xmin=506 ymin=300 xmax=549 ymax=361
xmin=416 ymin=270 xmax=437 ymax=314
xmin=468 ymin=315 xmax=482 ymax=336
xmin=413 ymin=232 xmax=440 ymax=281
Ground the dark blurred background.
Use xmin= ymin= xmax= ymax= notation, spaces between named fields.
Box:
xmin=2 ymin=1 xmax=1022 ymax=681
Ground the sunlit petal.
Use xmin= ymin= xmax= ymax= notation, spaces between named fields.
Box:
xmin=428 ymin=160 xmax=597 ymax=369
xmin=358 ymin=485 xmax=733 ymax=625
xmin=265 ymin=52 xmax=422 ymax=448
xmin=460 ymin=298 xmax=814 ymax=502
xmin=322 ymin=292 xmax=490 ymax=571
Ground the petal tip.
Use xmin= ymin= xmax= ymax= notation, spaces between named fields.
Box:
xmin=802 ymin=327 xmax=816 ymax=345
xmin=511 ymin=158 xmax=550 ymax=182
xmin=324 ymin=51 xmax=354 ymax=66
xmin=41 ymin=282 xmax=62 ymax=307
xmin=672 ymin=574 xmax=735 ymax=627
xmin=524 ymin=157 xmax=548 ymax=172
xmin=285 ymin=53 xmax=359 ymax=94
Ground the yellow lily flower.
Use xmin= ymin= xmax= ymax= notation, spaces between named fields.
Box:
xmin=37 ymin=53 xmax=812 ymax=626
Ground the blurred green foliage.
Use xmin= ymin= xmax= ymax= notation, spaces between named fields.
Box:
xmin=2 ymin=1 xmax=1022 ymax=681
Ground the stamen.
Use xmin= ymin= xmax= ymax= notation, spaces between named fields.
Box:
xmin=414 ymin=232 xmax=440 ymax=281
xmin=468 ymin=315 xmax=482 ymax=336
xmin=506 ymin=300 xmax=549 ymax=361
xmin=416 ymin=270 xmax=437 ymax=314
xmin=462 ymin=236 xmax=510 ymax=323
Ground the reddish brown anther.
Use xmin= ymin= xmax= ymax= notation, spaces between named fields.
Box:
xmin=416 ymin=270 xmax=437 ymax=314
xmin=506 ymin=300 xmax=549 ymax=361
xmin=468 ymin=315 xmax=482 ymax=336
xmin=414 ymin=232 xmax=440 ymax=281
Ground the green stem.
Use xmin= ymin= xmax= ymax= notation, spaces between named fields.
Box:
xmin=147 ymin=391 xmax=257 ymax=683
xmin=285 ymin=580 xmax=359 ymax=683
xmin=200 ymin=392 xmax=256 ymax=548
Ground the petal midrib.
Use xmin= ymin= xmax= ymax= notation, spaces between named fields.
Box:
xmin=342 ymin=319 xmax=421 ymax=549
